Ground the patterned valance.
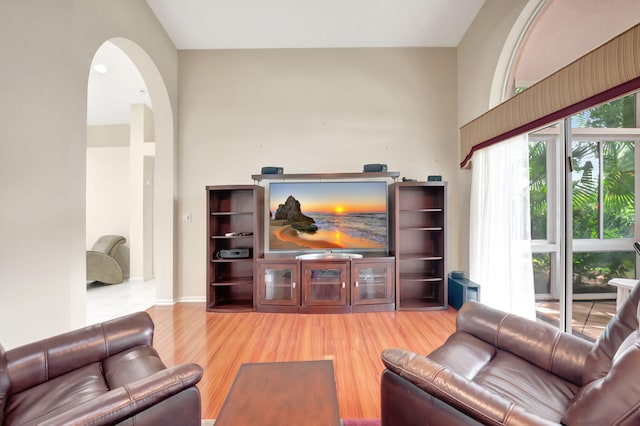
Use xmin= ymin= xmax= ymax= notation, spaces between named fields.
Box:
xmin=460 ymin=23 xmax=640 ymax=168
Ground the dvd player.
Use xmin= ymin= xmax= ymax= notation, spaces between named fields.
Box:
xmin=216 ymin=249 xmax=250 ymax=259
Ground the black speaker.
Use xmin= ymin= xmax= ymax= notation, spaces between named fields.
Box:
xmin=363 ymin=164 xmax=387 ymax=172
xmin=261 ymin=166 xmax=284 ymax=175
xmin=448 ymin=272 xmax=481 ymax=310
xmin=427 ymin=175 xmax=442 ymax=181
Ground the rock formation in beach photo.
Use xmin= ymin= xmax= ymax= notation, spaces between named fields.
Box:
xmin=273 ymin=195 xmax=318 ymax=233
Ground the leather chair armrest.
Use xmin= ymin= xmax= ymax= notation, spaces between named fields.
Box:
xmin=38 ymin=363 xmax=203 ymax=426
xmin=381 ymin=348 xmax=558 ymax=426
xmin=455 ymin=301 xmax=592 ymax=385
xmin=6 ymin=312 xmax=154 ymax=393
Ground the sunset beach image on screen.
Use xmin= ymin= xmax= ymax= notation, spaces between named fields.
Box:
xmin=268 ymin=181 xmax=388 ymax=252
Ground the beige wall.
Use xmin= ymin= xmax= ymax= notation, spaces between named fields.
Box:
xmin=177 ymin=48 xmax=459 ymax=299
xmin=455 ymin=0 xmax=531 ymax=271
xmin=458 ymin=0 xmax=531 ymax=124
xmin=86 ymin=146 xmax=130 ymax=248
xmin=0 ymin=0 xmax=536 ymax=347
xmin=0 ymin=0 xmax=177 ymax=349
xmin=86 ymin=124 xmax=130 ymax=250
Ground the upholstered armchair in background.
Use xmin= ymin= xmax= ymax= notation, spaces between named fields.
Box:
xmin=0 ymin=311 xmax=203 ymax=426
xmin=87 ymin=235 xmax=130 ymax=284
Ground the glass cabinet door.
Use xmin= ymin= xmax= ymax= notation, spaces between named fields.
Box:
xmin=352 ymin=259 xmax=394 ymax=305
xmin=302 ymin=261 xmax=349 ymax=306
xmin=258 ymin=262 xmax=299 ymax=306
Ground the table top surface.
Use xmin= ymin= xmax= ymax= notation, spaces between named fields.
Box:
xmin=215 ymin=360 xmax=341 ymax=426
xmin=608 ymin=278 xmax=640 ymax=289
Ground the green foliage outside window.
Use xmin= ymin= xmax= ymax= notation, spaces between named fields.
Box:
xmin=529 ymin=141 xmax=547 ymax=240
xmin=529 ymin=93 xmax=637 ymax=294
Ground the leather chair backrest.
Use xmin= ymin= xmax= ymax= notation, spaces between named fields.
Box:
xmin=562 ymin=283 xmax=640 ymax=424
xmin=5 ymin=312 xmax=153 ymax=394
xmin=563 ymin=328 xmax=640 ymax=424
xmin=0 ymin=343 xmax=11 ymax=425
xmin=582 ymin=282 xmax=640 ymax=384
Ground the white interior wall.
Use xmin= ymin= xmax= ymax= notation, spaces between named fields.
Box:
xmin=0 ymin=1 xmax=86 ymax=349
xmin=0 ymin=0 xmax=177 ymax=349
xmin=86 ymin=146 xmax=130 ymax=249
xmin=0 ymin=0 xmax=535 ymax=348
xmin=129 ymin=103 xmax=156 ymax=280
xmin=177 ymin=47 xmax=460 ymax=300
xmin=86 ymin=124 xmax=130 ymax=249
xmin=143 ymin=156 xmax=155 ymax=280
xmin=456 ymin=0 xmax=530 ymax=272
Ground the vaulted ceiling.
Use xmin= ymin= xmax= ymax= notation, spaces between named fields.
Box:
xmin=144 ymin=0 xmax=485 ymax=49
xmin=87 ymin=1 xmax=640 ymax=126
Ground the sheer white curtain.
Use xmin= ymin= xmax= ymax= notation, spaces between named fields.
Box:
xmin=469 ymin=134 xmax=536 ymax=320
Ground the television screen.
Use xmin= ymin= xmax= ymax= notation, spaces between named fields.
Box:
xmin=268 ymin=181 xmax=388 ymax=253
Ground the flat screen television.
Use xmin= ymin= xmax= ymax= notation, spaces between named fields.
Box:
xmin=268 ymin=181 xmax=388 ymax=254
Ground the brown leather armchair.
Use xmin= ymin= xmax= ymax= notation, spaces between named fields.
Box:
xmin=0 ymin=312 xmax=203 ymax=426
xmin=381 ymin=283 xmax=640 ymax=425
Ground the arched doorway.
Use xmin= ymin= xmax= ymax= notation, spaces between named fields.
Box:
xmin=86 ymin=38 xmax=176 ymax=321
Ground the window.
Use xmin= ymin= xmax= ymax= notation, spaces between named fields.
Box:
xmin=530 ymin=93 xmax=640 ymax=341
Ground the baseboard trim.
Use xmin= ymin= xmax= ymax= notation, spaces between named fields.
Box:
xmin=152 ymin=297 xmax=205 ymax=306
xmin=154 ymin=298 xmax=175 ymax=306
xmin=178 ymin=296 xmax=206 ymax=303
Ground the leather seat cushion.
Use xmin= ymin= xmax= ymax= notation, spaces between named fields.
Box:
xmin=103 ymin=345 xmax=166 ymax=388
xmin=4 ymin=362 xmax=108 ymax=426
xmin=429 ymin=333 xmax=580 ymax=423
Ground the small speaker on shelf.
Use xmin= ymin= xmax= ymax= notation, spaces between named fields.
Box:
xmin=261 ymin=166 xmax=284 ymax=175
xmin=427 ymin=175 xmax=442 ymax=181
xmin=363 ymin=164 xmax=387 ymax=172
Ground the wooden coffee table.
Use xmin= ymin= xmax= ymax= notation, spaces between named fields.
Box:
xmin=215 ymin=360 xmax=340 ymax=426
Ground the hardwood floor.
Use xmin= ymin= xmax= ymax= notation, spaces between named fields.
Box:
xmin=146 ymin=303 xmax=457 ymax=419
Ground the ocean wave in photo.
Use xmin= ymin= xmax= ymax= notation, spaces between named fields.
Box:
xmin=307 ymin=212 xmax=387 ymax=244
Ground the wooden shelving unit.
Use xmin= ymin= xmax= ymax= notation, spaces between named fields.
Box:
xmin=205 ymin=176 xmax=447 ymax=314
xmin=389 ymin=182 xmax=447 ymax=310
xmin=206 ymin=185 xmax=264 ymax=312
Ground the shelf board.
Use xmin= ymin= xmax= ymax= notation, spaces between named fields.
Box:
xmin=210 ymin=278 xmax=254 ymax=286
xmin=399 ymin=227 xmax=443 ymax=231
xmin=206 ymin=301 xmax=254 ymax=313
xmin=251 ymin=171 xmax=400 ymax=182
xmin=399 ymin=273 xmax=443 ymax=282
xmin=357 ymin=282 xmax=387 ymax=288
xmin=400 ymin=208 xmax=443 ymax=213
xmin=397 ymin=298 xmax=446 ymax=311
xmin=310 ymin=281 xmax=343 ymax=286
xmin=398 ymin=254 xmax=444 ymax=260
xmin=210 ymin=211 xmax=253 ymax=216
xmin=266 ymin=283 xmax=295 ymax=288
xmin=211 ymin=258 xmax=254 ymax=263
xmin=210 ymin=235 xmax=253 ymax=239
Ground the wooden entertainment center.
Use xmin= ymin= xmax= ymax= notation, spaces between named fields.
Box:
xmin=206 ymin=172 xmax=447 ymax=313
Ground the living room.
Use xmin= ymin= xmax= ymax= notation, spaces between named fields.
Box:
xmin=2 ymin=0 xmax=640 ymax=423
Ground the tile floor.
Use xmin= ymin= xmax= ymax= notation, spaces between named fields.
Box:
xmin=86 ymin=279 xmax=156 ymax=325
